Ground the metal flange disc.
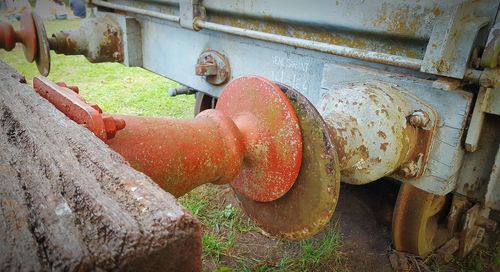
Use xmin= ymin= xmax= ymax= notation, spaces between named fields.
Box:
xmin=216 ymin=76 xmax=303 ymax=202
xmin=19 ymin=11 xmax=37 ymax=63
xmin=234 ymin=83 xmax=341 ymax=240
xmin=32 ymin=12 xmax=50 ymax=76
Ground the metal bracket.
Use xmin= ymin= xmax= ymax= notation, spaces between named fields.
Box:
xmin=421 ymin=1 xmax=490 ymax=79
xmin=180 ymin=0 xmax=205 ymax=30
xmin=32 ymin=76 xmax=125 ymax=140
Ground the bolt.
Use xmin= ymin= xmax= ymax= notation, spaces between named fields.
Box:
xmin=398 ymin=161 xmax=419 ymax=178
xmin=409 ymin=110 xmax=430 ymax=128
xmin=195 ymin=62 xmax=218 ymax=76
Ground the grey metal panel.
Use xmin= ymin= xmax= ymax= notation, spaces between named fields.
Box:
xmin=140 ymin=18 xmax=327 ymax=102
xmin=420 ymin=1 xmax=490 ymax=78
xmin=456 ymin=116 xmax=500 ymax=206
xmin=202 ymin=0 xmax=497 ymax=40
xmin=111 ymin=0 xmax=499 ymax=40
xmin=320 ymin=62 xmax=473 ymax=195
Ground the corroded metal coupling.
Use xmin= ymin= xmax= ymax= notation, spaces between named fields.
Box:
xmin=49 ymin=16 xmax=123 ymax=63
xmin=319 ymin=81 xmax=437 ymax=184
xmin=0 ymin=11 xmax=37 ymax=61
xmin=34 ymin=76 xmax=303 ymax=202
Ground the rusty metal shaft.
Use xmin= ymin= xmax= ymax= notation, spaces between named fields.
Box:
xmin=0 ymin=11 xmax=37 ymax=62
xmin=34 ymin=76 xmax=303 ymax=202
xmin=105 ymin=111 xmax=245 ymax=197
xmin=48 ymin=16 xmax=123 ymax=63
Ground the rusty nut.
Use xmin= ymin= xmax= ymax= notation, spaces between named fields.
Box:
xmin=408 ymin=110 xmax=430 ymax=128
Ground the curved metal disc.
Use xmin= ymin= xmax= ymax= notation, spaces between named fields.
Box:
xmin=32 ymin=12 xmax=50 ymax=76
xmin=234 ymin=83 xmax=341 ymax=240
xmin=217 ymin=76 xmax=303 ymax=202
xmin=19 ymin=11 xmax=37 ymax=63
xmin=392 ymin=184 xmax=450 ymax=256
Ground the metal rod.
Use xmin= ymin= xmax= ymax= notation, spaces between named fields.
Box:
xmin=92 ymin=0 xmax=180 ymax=22
xmin=195 ymin=20 xmax=423 ymax=70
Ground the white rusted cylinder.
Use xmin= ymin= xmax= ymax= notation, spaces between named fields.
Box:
xmin=319 ymin=81 xmax=417 ymax=184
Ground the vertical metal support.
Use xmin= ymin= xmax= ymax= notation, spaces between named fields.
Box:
xmin=465 ymin=88 xmax=492 ymax=152
xmin=485 ymin=147 xmax=500 ymax=210
xmin=180 ymin=0 xmax=204 ymax=30
xmin=421 ymin=1 xmax=490 ymax=79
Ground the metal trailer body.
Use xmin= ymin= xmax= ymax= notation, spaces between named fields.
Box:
xmin=87 ymin=0 xmax=500 ymax=211
xmin=1 ymin=0 xmax=496 ymax=259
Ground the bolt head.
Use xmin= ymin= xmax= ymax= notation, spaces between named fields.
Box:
xmin=409 ymin=110 xmax=430 ymax=128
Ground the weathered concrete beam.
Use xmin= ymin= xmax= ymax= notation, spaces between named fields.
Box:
xmin=0 ymin=61 xmax=201 ymax=271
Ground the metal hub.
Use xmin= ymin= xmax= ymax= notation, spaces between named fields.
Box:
xmin=233 ymin=83 xmax=341 ymax=239
xmin=217 ymin=77 xmax=303 ymax=202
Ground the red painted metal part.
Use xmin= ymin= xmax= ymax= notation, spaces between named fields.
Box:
xmin=34 ymin=76 xmax=303 ymax=202
xmin=33 ymin=76 xmax=125 ymax=140
xmin=216 ymin=76 xmax=303 ymax=202
xmin=0 ymin=11 xmax=37 ymax=62
xmin=106 ymin=111 xmax=246 ymax=197
xmin=106 ymin=76 xmax=303 ymax=201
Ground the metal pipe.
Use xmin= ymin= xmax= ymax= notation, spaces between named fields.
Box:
xmin=195 ymin=20 xmax=423 ymax=70
xmin=92 ymin=0 xmax=180 ymax=22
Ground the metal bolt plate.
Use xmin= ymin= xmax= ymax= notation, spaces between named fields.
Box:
xmin=196 ymin=49 xmax=230 ymax=85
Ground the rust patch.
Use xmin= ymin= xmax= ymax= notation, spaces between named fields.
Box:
xmin=358 ymin=145 xmax=369 ymax=159
xmin=380 ymin=142 xmax=389 ymax=152
xmin=377 ymin=130 xmax=387 ymax=139
xmin=207 ymin=12 xmax=422 ymax=58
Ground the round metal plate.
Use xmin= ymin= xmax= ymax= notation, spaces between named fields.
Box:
xmin=32 ymin=12 xmax=50 ymax=76
xmin=233 ymin=83 xmax=341 ymax=240
xmin=216 ymin=76 xmax=302 ymax=202
xmin=19 ymin=11 xmax=37 ymax=63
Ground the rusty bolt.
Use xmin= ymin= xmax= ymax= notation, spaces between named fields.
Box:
xmin=408 ymin=110 xmax=430 ymax=128
xmin=195 ymin=62 xmax=218 ymax=76
xmin=398 ymin=161 xmax=419 ymax=178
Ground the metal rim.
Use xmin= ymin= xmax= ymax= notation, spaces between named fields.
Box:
xmin=32 ymin=12 xmax=50 ymax=76
xmin=217 ymin=76 xmax=303 ymax=202
xmin=19 ymin=11 xmax=37 ymax=63
xmin=392 ymin=183 xmax=451 ymax=256
xmin=234 ymin=83 xmax=340 ymax=240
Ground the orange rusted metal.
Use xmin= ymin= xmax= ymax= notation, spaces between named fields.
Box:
xmin=0 ymin=11 xmax=37 ymax=62
xmin=35 ymin=76 xmax=303 ymax=201
xmin=33 ymin=77 xmax=125 ymax=141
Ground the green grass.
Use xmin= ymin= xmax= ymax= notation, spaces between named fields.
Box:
xmin=0 ymin=19 xmax=194 ymax=118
